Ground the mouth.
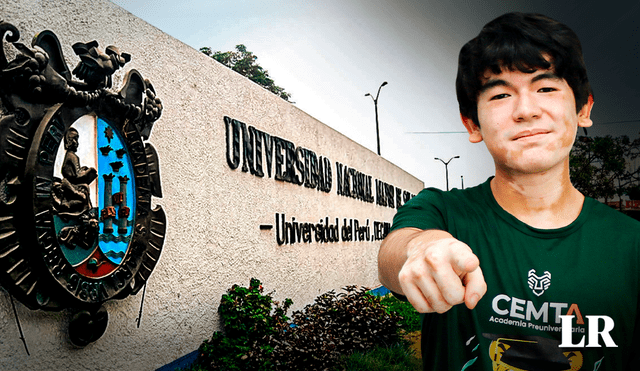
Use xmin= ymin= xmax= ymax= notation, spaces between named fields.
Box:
xmin=513 ymin=129 xmax=551 ymax=141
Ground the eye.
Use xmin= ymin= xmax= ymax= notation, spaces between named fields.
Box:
xmin=538 ymin=87 xmax=557 ymax=93
xmin=490 ymin=93 xmax=509 ymax=100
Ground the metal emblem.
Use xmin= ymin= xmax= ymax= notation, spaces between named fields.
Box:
xmin=0 ymin=21 xmax=166 ymax=346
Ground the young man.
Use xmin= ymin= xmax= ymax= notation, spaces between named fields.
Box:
xmin=378 ymin=12 xmax=640 ymax=370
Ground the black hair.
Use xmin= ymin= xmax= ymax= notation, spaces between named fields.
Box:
xmin=456 ymin=12 xmax=592 ymax=126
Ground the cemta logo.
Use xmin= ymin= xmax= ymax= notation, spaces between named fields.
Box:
xmin=528 ymin=269 xmax=551 ymax=296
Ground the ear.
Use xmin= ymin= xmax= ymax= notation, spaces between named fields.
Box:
xmin=577 ymin=94 xmax=594 ymax=128
xmin=461 ymin=114 xmax=483 ymax=143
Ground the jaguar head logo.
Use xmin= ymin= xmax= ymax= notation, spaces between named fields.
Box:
xmin=528 ymin=269 xmax=551 ymax=297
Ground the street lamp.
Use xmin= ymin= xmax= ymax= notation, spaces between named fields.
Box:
xmin=365 ymin=81 xmax=388 ymax=155
xmin=434 ymin=156 xmax=460 ymax=191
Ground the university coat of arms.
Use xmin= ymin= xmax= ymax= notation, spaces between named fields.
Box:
xmin=0 ymin=21 xmax=166 ymax=346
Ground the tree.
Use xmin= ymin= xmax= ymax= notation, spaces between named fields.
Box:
xmin=200 ymin=44 xmax=292 ymax=102
xmin=570 ymin=135 xmax=640 ymax=205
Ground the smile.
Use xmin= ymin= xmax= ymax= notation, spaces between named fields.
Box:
xmin=513 ymin=129 xmax=551 ymax=140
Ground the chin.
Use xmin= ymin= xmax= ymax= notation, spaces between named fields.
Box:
xmin=499 ymin=148 xmax=569 ymax=174
xmin=506 ymin=161 xmax=562 ymax=175
xmin=496 ymin=155 xmax=557 ymax=175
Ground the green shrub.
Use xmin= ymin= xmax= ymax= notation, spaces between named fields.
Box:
xmin=331 ymin=294 xmax=422 ymax=371
xmin=283 ymin=286 xmax=401 ymax=369
xmin=193 ymin=279 xmax=402 ymax=371
xmin=217 ymin=277 xmax=292 ymax=341
xmin=196 ymin=278 xmax=292 ymax=370
xmin=380 ymin=295 xmax=421 ymax=332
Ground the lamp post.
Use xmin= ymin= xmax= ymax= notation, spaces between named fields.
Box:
xmin=434 ymin=156 xmax=460 ymax=191
xmin=365 ymin=81 xmax=388 ymax=155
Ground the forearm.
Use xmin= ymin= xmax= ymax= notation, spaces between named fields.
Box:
xmin=377 ymin=227 xmax=453 ymax=294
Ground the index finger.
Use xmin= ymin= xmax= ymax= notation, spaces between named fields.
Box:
xmin=463 ymin=266 xmax=487 ymax=309
xmin=451 ymin=247 xmax=480 ymax=277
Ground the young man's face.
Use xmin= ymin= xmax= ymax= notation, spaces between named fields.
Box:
xmin=462 ymin=66 xmax=593 ymax=176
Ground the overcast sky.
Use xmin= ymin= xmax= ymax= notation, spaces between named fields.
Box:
xmin=111 ymin=0 xmax=640 ymax=190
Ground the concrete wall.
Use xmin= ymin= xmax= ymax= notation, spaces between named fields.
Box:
xmin=0 ymin=1 xmax=423 ymax=369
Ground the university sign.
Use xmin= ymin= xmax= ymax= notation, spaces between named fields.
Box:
xmin=224 ymin=116 xmax=415 ymax=244
xmin=0 ymin=22 xmax=165 ymax=346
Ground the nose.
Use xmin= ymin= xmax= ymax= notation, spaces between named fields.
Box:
xmin=512 ymin=93 xmax=542 ymax=122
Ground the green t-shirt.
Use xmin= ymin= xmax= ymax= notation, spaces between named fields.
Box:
xmin=391 ymin=177 xmax=640 ymax=370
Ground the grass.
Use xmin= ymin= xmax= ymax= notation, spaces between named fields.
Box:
xmin=334 ymin=342 xmax=422 ymax=371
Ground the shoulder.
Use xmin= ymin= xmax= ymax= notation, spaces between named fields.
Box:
xmin=391 ymin=178 xmax=492 ymax=232
xmin=583 ymin=199 xmax=640 ymax=250
xmin=409 ymin=178 xmax=490 ymax=207
xmin=588 ymin=199 xmax=640 ymax=230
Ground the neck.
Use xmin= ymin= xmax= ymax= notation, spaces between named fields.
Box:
xmin=491 ymin=161 xmax=585 ymax=229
